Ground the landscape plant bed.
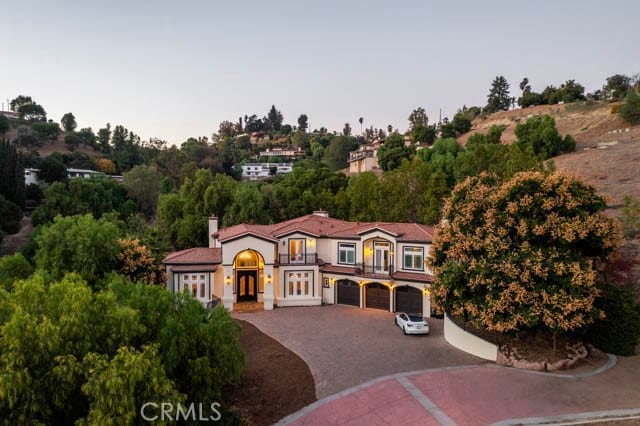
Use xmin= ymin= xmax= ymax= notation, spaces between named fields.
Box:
xmin=221 ymin=320 xmax=316 ymax=425
xmin=496 ymin=332 xmax=608 ymax=372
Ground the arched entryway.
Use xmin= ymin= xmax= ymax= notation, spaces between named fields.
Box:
xmin=233 ymin=250 xmax=264 ymax=303
xmin=365 ymin=282 xmax=390 ymax=310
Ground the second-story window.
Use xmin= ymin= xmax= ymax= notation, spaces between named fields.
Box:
xmin=338 ymin=243 xmax=356 ymax=265
xmin=403 ymin=246 xmax=424 ymax=271
xmin=289 ymin=238 xmax=305 ymax=262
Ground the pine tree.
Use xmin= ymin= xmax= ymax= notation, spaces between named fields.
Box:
xmin=485 ymin=76 xmax=511 ymax=113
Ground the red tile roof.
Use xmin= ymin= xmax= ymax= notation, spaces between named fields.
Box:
xmin=163 ymin=247 xmax=221 ymax=264
xmin=393 ymin=271 xmax=434 ymax=283
xmin=214 ymin=214 xmax=434 ymax=243
xmin=170 ymin=264 xmax=218 ymax=272
xmin=319 ymin=264 xmax=360 ymax=275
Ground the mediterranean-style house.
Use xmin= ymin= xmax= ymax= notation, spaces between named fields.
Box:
xmin=162 ymin=211 xmax=435 ymax=316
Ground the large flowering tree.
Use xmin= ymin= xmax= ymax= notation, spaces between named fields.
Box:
xmin=431 ymin=171 xmax=620 ymax=338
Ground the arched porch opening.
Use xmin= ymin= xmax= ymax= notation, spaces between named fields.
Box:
xmin=233 ymin=249 xmax=264 ymax=303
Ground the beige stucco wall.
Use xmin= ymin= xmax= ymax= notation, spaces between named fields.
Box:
xmin=444 ymin=314 xmax=497 ymax=361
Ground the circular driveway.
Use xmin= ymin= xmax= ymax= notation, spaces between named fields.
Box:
xmin=235 ymin=305 xmax=483 ymax=398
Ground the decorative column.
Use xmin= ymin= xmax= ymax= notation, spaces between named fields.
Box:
xmin=389 ymin=285 xmax=394 ymax=312
xmin=223 ymin=266 xmax=234 ymax=311
xmin=263 ymin=265 xmax=274 ymax=310
xmin=423 ymin=286 xmax=432 ymax=318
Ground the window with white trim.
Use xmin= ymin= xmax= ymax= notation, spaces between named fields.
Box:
xmin=403 ymin=247 xmax=424 ymax=271
xmin=286 ymin=271 xmax=313 ymax=297
xmin=338 ymin=243 xmax=356 ymax=265
xmin=181 ymin=274 xmax=209 ymax=301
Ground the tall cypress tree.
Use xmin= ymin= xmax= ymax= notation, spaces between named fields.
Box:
xmin=0 ymin=139 xmax=25 ymax=208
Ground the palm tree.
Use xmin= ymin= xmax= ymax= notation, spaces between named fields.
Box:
xmin=387 ymin=124 xmax=393 ymax=134
xmin=358 ymin=117 xmax=364 ymax=135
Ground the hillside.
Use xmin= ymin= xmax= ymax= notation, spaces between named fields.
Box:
xmin=3 ymin=125 xmax=103 ymax=159
xmin=459 ymin=102 xmax=640 ymax=209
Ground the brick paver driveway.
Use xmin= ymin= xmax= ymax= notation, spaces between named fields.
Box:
xmin=235 ymin=305 xmax=482 ymax=398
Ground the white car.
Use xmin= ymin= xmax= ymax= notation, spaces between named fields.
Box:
xmin=395 ymin=313 xmax=430 ymax=335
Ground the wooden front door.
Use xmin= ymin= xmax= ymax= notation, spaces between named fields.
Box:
xmin=237 ymin=270 xmax=258 ymax=302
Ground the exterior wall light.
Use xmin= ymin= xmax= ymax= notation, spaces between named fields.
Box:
xmin=266 ymin=274 xmax=272 ymax=284
xmin=225 ymin=275 xmax=231 ymax=285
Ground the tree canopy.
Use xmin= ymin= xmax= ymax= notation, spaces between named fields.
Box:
xmin=431 ymin=171 xmax=620 ymax=335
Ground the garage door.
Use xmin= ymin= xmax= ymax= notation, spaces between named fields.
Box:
xmin=337 ymin=280 xmax=360 ymax=307
xmin=365 ymin=283 xmax=389 ymax=310
xmin=395 ymin=286 xmax=423 ymax=314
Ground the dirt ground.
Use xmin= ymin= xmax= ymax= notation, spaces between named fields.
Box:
xmin=222 ymin=320 xmax=316 ymax=426
xmin=0 ymin=215 xmax=33 ymax=256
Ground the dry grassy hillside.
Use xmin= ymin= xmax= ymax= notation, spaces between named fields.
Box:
xmin=459 ymin=102 xmax=640 ymax=206
xmin=4 ymin=126 xmax=103 ymax=158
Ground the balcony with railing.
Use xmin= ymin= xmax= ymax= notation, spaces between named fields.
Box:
xmin=355 ymin=263 xmax=394 ymax=279
xmin=278 ymin=253 xmax=318 ymax=265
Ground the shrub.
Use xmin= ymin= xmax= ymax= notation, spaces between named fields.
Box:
xmin=0 ymin=195 xmax=22 ymax=235
xmin=618 ymin=91 xmax=640 ymax=125
xmin=0 ymin=253 xmax=33 ymax=290
xmin=587 ymin=282 xmax=640 ymax=355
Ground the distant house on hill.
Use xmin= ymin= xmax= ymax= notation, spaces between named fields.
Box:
xmin=24 ymin=168 xmax=39 ymax=185
xmin=241 ymin=163 xmax=293 ymax=180
xmin=1 ymin=111 xmax=20 ymax=119
xmin=348 ymin=143 xmax=380 ymax=174
xmin=258 ymin=146 xmax=305 ymax=160
xmin=23 ymin=167 xmax=118 ymax=183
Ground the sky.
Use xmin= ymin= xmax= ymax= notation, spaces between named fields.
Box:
xmin=1 ymin=0 xmax=639 ymax=146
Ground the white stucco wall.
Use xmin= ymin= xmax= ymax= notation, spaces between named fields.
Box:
xmin=443 ymin=314 xmax=497 ymax=361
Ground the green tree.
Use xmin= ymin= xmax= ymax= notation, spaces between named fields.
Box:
xmin=0 ymin=195 xmax=22 ymax=236
xmin=97 ymin=123 xmax=111 ymax=153
xmin=77 ymin=127 xmax=97 ymax=148
xmin=620 ymin=195 xmax=640 ymax=238
xmin=431 ymin=172 xmax=620 ymax=344
xmin=38 ymin=154 xmax=68 ymax=183
xmin=347 ymin=172 xmax=380 ymax=221
xmin=0 ymin=115 xmax=9 ymax=135
xmin=484 ymin=75 xmax=511 ymax=113
xmin=408 ymin=107 xmax=428 ymax=129
xmin=297 ymin=114 xmax=308 ymax=132
xmin=323 ymin=136 xmax=356 ymax=171
xmin=266 ymin=105 xmax=283 ymax=132
xmin=61 ymin=112 xmax=77 ymax=132
xmin=0 ymin=274 xmax=244 ymax=423
xmin=411 ymin=125 xmax=436 ymax=145
xmin=31 ymin=177 xmax=134 ymax=226
xmin=18 ymin=103 xmax=47 ymax=121
xmin=377 ymin=134 xmax=414 ymax=171
xmin=618 ymin=90 xmax=640 ymax=125
xmin=515 ymin=115 xmax=575 ymax=159
xmin=122 ymin=165 xmax=162 ymax=218
xmin=64 ymin=133 xmax=82 ymax=151
xmin=35 ymin=214 xmax=122 ymax=282
xmin=31 ymin=121 xmax=60 ymax=142
xmin=0 ymin=139 xmax=25 ymax=207
xmin=0 ymin=253 xmax=33 ymax=290
xmin=224 ymin=184 xmax=267 ymax=226
xmin=342 ymin=123 xmax=352 ymax=136
xmin=603 ymin=74 xmax=631 ymax=100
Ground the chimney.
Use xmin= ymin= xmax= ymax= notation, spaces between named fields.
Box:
xmin=208 ymin=216 xmax=219 ymax=248
xmin=312 ymin=210 xmax=329 ymax=218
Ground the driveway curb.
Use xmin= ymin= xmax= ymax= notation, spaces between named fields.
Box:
xmin=490 ymin=407 xmax=640 ymax=425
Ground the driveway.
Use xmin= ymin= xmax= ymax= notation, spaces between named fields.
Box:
xmin=235 ymin=305 xmax=482 ymax=398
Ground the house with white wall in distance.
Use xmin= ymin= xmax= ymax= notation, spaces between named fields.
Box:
xmin=348 ymin=142 xmax=380 ymax=174
xmin=163 ymin=211 xmax=435 ymax=317
xmin=241 ymin=163 xmax=293 ymax=180
xmin=258 ymin=146 xmax=305 ymax=160
xmin=24 ymin=167 xmax=117 ymax=184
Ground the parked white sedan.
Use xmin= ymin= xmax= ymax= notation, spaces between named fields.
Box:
xmin=395 ymin=313 xmax=430 ymax=335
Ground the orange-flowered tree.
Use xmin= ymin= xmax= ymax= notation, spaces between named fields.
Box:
xmin=117 ymin=239 xmax=163 ymax=285
xmin=431 ymin=171 xmax=620 ymax=347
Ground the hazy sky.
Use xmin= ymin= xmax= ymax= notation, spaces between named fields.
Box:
xmin=1 ymin=1 xmax=638 ymax=145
